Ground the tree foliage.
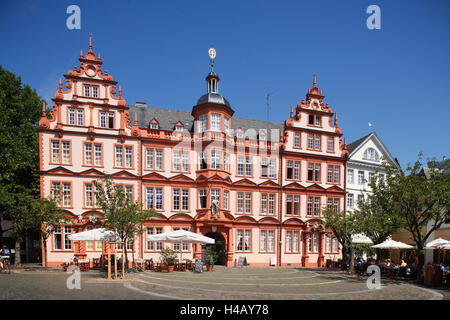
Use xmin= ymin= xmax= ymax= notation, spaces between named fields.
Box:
xmin=32 ymin=198 xmax=71 ymax=267
xmin=323 ymin=208 xmax=358 ymax=273
xmin=386 ymin=156 xmax=449 ymax=255
xmin=94 ymin=175 xmax=157 ymax=269
xmin=353 ymin=163 xmax=404 ymax=245
xmin=0 ymin=65 xmax=44 ymax=263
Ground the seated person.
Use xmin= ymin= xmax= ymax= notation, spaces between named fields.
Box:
xmin=400 ymin=259 xmax=407 ymax=268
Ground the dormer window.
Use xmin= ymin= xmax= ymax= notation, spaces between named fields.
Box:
xmin=236 ymin=129 xmax=244 ymax=139
xmin=363 ymin=148 xmax=380 ymax=161
xmin=175 ymin=125 xmax=183 ymax=132
xmin=150 ymin=119 xmax=159 ymax=129
xmin=259 ymin=131 xmax=267 ymax=141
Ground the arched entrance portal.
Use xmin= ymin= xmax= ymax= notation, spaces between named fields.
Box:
xmin=203 ymin=232 xmax=227 ymax=265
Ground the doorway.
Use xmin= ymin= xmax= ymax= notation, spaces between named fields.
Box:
xmin=203 ymin=232 xmax=226 ymax=265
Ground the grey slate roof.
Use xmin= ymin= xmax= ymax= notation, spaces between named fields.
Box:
xmin=347 ymin=133 xmax=371 ymax=155
xmin=128 ymin=104 xmax=284 ymax=141
xmin=197 ymin=93 xmax=231 ymax=108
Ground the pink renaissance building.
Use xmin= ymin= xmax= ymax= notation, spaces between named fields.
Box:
xmin=38 ymin=37 xmax=348 ymax=267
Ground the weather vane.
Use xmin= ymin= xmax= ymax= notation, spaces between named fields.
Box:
xmin=208 ymin=47 xmax=216 ymax=71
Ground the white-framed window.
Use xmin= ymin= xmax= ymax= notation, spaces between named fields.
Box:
xmin=358 ymin=170 xmax=365 ymax=185
xmin=363 ymin=148 xmax=380 ymax=161
xmin=268 ymin=230 xmax=275 ymax=252
xmin=223 ymin=190 xmax=229 ymax=210
xmin=307 ymin=196 xmax=313 ymax=216
xmin=53 ymin=226 xmax=62 ymax=250
xmin=294 ymin=132 xmax=300 ymax=147
xmin=327 ymin=137 xmax=334 ymax=152
xmin=150 ymin=122 xmax=158 ymax=129
xmin=85 ymin=143 xmax=93 ymax=165
xmin=100 ymin=112 xmax=106 ymax=128
xmin=260 ymin=230 xmax=267 ymax=252
xmin=199 ymin=114 xmax=208 ymax=132
xmin=224 ymin=117 xmax=229 ymax=135
xmin=94 ymin=144 xmax=102 ymax=166
xmin=114 ymin=145 xmax=122 ymax=167
xmin=85 ymin=183 xmax=93 ymax=207
xmin=77 ymin=109 xmax=84 ymax=126
xmin=269 ymin=159 xmax=276 ymax=178
xmin=313 ymin=231 xmax=319 ymax=252
xmin=199 ymin=151 xmax=207 ymax=169
xmin=308 ymin=134 xmax=314 ymax=149
xmin=92 ymin=86 xmax=98 ymax=98
xmin=326 ymin=233 xmax=332 ymax=252
xmin=237 ymin=229 xmax=244 ymax=251
xmin=69 ymin=109 xmax=75 ymax=125
xmin=347 ymin=193 xmax=354 ymax=209
xmin=173 ymin=151 xmax=180 ymax=171
xmin=108 ymin=112 xmax=114 ymax=128
xmin=62 ymin=141 xmax=70 ymax=164
xmin=294 ymin=161 xmax=300 ymax=180
xmin=84 ymin=85 xmax=90 ymax=97
xmin=261 ymin=158 xmax=268 ymax=177
xmin=211 ymin=113 xmax=221 ymax=131
xmin=347 ymin=169 xmax=354 ymax=184
xmin=293 ymin=231 xmax=299 ymax=252
xmin=237 ymin=192 xmax=244 ymax=213
xmin=237 ymin=156 xmax=244 ymax=176
xmin=156 ymin=149 xmax=163 ymax=170
xmin=245 ymin=156 xmax=252 ymax=176
xmin=286 ymin=231 xmax=292 ymax=253
xmin=199 ymin=189 xmax=207 ymax=209
xmin=244 ymin=230 xmax=251 ymax=251
xmin=261 ymin=193 xmax=267 ymax=214
xmin=173 ymin=188 xmax=180 ymax=211
xmin=211 ymin=150 xmax=221 ymax=169
xmin=268 ymin=194 xmax=275 ymax=215
xmin=245 ymin=192 xmax=252 ymax=213
xmin=315 ymin=135 xmax=321 ymax=150
xmin=62 ymin=183 xmax=71 ymax=207
xmin=64 ymin=226 xmax=72 ymax=250
xmin=146 ymin=148 xmax=154 ymax=169
xmin=147 ymin=227 xmax=164 ymax=251
xmin=182 ymin=151 xmax=189 ymax=172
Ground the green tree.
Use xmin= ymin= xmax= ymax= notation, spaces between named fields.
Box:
xmin=32 ymin=198 xmax=71 ymax=267
xmin=94 ymin=175 xmax=157 ymax=271
xmin=0 ymin=65 xmax=43 ymax=264
xmin=323 ymin=208 xmax=358 ymax=274
xmin=385 ymin=155 xmax=450 ymax=279
xmin=353 ymin=165 xmax=404 ymax=259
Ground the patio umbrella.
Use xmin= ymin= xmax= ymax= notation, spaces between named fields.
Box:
xmin=68 ymin=228 xmax=120 ymax=280
xmin=147 ymin=229 xmax=215 ymax=260
xmin=426 ymin=238 xmax=450 ymax=263
xmin=372 ymin=239 xmax=414 ymax=264
xmin=371 ymin=239 xmax=414 ymax=249
xmin=67 ymin=228 xmax=119 ymax=241
xmin=351 ymin=233 xmax=374 ymax=244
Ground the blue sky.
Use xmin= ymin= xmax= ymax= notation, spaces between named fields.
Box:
xmin=1 ymin=0 xmax=449 ymax=169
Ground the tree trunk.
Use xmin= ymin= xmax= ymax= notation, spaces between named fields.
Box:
xmin=348 ymin=246 xmax=355 ymax=274
xmin=123 ymin=237 xmax=128 ymax=273
xmin=43 ymin=238 xmax=48 ymax=267
xmin=416 ymin=249 xmax=425 ymax=282
xmin=0 ymin=217 xmax=3 ymax=246
xmin=14 ymin=240 xmax=21 ymax=265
